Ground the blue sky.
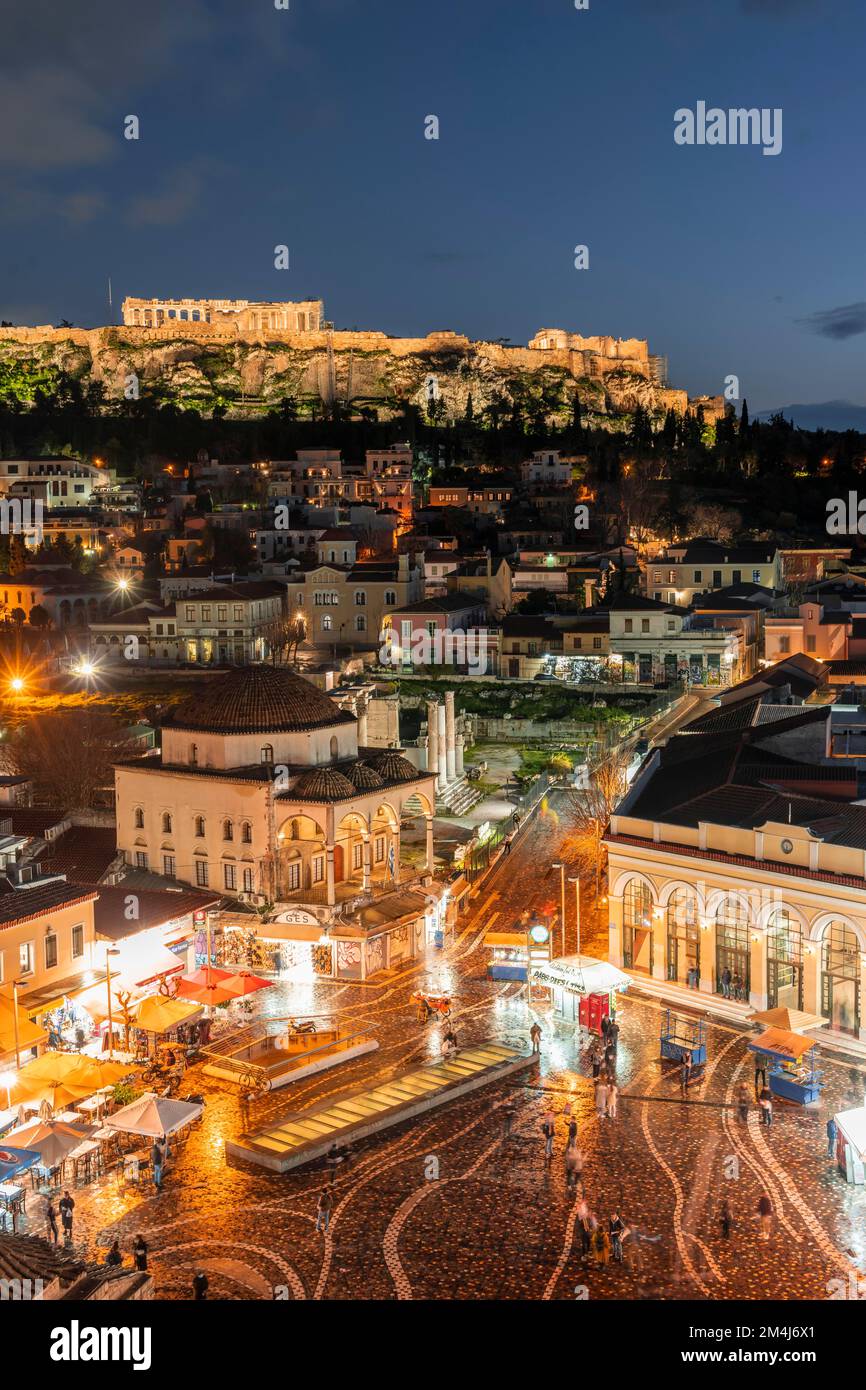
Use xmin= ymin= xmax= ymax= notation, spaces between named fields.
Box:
xmin=1 ymin=0 xmax=864 ymax=412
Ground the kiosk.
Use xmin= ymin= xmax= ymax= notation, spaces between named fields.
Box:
xmin=834 ymin=1106 xmax=866 ymax=1185
xmin=529 ymin=954 xmax=630 ymax=1026
xmin=748 ymin=1027 xmax=824 ymax=1105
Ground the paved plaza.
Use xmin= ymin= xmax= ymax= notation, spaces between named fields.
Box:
xmin=23 ymin=794 xmax=866 ymax=1300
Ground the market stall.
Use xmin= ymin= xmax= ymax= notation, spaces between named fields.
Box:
xmin=834 ymin=1105 xmax=866 ymax=1185
xmin=529 ymin=954 xmax=630 ymax=1028
xmin=748 ymin=1027 xmax=824 ymax=1105
xmin=484 ymin=931 xmax=531 ymax=981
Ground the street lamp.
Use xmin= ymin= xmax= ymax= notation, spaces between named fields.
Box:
xmin=568 ymin=875 xmax=582 ymax=959
xmin=105 ymin=948 xmax=120 ymax=1060
xmin=551 ymin=862 xmax=566 ymax=957
xmin=11 ymin=977 xmax=24 ymax=1067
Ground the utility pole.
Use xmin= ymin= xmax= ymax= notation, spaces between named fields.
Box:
xmin=552 ymin=861 xmax=566 ymax=957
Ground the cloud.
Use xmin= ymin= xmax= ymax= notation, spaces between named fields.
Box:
xmin=796 ymin=303 xmax=866 ymax=341
xmin=125 ymin=161 xmax=222 ymax=228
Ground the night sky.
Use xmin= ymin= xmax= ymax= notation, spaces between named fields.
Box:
xmin=1 ymin=0 xmax=864 ymax=414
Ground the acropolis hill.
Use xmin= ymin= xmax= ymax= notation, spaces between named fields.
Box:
xmin=0 ymin=297 xmax=706 ymax=425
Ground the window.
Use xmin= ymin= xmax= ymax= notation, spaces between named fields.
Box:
xmin=223 ymin=819 xmax=234 ymax=841
xmin=375 ymin=836 xmax=385 ymax=863
xmin=354 ymin=591 xmax=366 ymax=606
xmin=134 ymin=807 xmax=144 ymax=829
xmin=641 ymin=619 xmax=650 ymax=633
xmin=224 ymin=863 xmax=236 ymax=891
xmin=242 ymin=868 xmax=254 ymax=894
xmin=356 ymin=615 xmax=366 ymax=632
xmin=162 ymin=812 xmax=172 ymax=834
xmin=806 ymin=635 xmax=817 ymax=653
xmin=329 ymin=736 xmax=339 ymax=758
xmin=322 ymin=615 xmax=332 ymax=630
xmin=201 ymin=606 xmax=211 ymax=621
xmin=667 ymin=619 xmax=675 ymax=631
xmin=190 ymin=743 xmax=198 ymax=766
xmin=286 ymin=861 xmax=301 ymax=891
xmin=778 ymin=635 xmax=790 ymax=654
xmin=241 ymin=822 xmax=252 ymax=844
xmin=195 ymin=815 xmax=206 ymax=837
xmin=163 ymin=855 xmax=176 ymax=878
xmin=384 ymin=590 xmax=396 ymax=606
xmin=135 ymin=851 xmax=148 ymax=869
xmin=312 ymin=856 xmax=324 ymax=884
xmin=353 ymin=842 xmax=363 ymax=869
xmin=260 ymin=744 xmax=274 ymax=764
xmin=19 ymin=941 xmax=34 ymax=975
xmin=624 ymin=619 xmax=633 ymax=633
xmin=752 ymin=569 xmax=761 ymax=583
xmin=712 ymin=570 xmax=722 ymax=587
xmin=233 ymin=605 xmax=243 ymax=621
xmin=732 ymin=569 xmax=741 ymax=584
xmin=186 ymin=605 xmax=195 ymax=620
xmin=71 ymin=923 xmax=84 ymax=959
xmin=593 ymin=636 xmax=602 ymax=650
xmin=45 ymin=933 xmax=58 ymax=970
xmin=693 ymin=570 xmax=702 ymax=583
xmin=196 ymin=860 xmax=209 ymax=887
xmin=217 ymin=606 xmax=227 ymax=621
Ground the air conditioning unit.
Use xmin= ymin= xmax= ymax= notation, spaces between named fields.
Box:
xmin=237 ymin=892 xmax=251 ymax=903
xmin=250 ymin=893 xmax=266 ymax=906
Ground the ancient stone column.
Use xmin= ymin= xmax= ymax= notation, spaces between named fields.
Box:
xmin=445 ymin=691 xmax=456 ymax=782
xmin=425 ymin=815 xmax=435 ymax=873
xmin=455 ymin=732 xmax=465 ymax=779
xmin=437 ymin=703 xmax=447 ymax=789
xmin=362 ymin=830 xmax=371 ymax=892
xmin=356 ymin=699 xmax=368 ymax=746
xmin=427 ymin=699 xmax=439 ymax=786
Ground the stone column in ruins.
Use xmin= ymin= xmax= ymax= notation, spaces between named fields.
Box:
xmin=437 ymin=703 xmax=448 ymax=790
xmin=426 ymin=699 xmax=439 ymax=788
xmin=455 ymin=732 xmax=465 ymax=779
xmin=445 ymin=690 xmax=456 ymax=782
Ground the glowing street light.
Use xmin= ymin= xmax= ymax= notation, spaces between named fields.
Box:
xmin=0 ymin=1070 xmax=15 ymax=1108
xmin=8 ymin=676 xmax=24 ymax=693
xmin=115 ymin=577 xmax=129 ymax=592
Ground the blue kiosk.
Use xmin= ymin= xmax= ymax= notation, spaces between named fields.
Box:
xmin=748 ymin=1027 xmax=823 ymax=1105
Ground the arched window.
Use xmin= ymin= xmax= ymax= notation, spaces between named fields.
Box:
xmin=821 ymin=920 xmax=861 ymax=1037
xmin=260 ymin=744 xmax=274 ymax=764
xmin=767 ymin=909 xmax=802 ymax=1010
xmin=241 ymin=822 xmax=252 ymax=844
xmin=194 ymin=815 xmax=206 ymax=838
xmin=329 ymin=735 xmax=339 ymax=759
xmin=622 ymin=878 xmax=653 ymax=975
xmin=384 ymin=590 xmax=396 ymax=606
xmin=162 ymin=812 xmax=172 ymax=834
xmin=666 ymin=888 xmax=698 ymax=986
xmin=715 ymin=897 xmax=750 ymax=1000
xmin=356 ymin=614 xmax=366 ymax=632
xmin=223 ymin=819 xmax=233 ymax=841
xmin=134 ymin=807 xmax=144 ymax=829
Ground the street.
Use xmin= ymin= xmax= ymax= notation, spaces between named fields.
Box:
xmin=44 ymin=791 xmax=866 ymax=1300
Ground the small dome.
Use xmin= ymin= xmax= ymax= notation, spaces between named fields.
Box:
xmin=290 ymin=767 xmax=357 ymax=801
xmin=343 ymin=761 xmax=384 ymax=790
xmin=365 ymin=751 xmax=419 ymax=783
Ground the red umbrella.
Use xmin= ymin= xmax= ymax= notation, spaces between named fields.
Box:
xmin=220 ymin=971 xmax=272 ymax=998
xmin=177 ymin=967 xmax=235 ymax=992
xmin=175 ymin=967 xmax=239 ymax=1006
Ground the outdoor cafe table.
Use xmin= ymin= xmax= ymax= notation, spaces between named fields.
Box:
xmin=0 ymin=1181 xmax=25 ymax=1231
xmin=75 ymin=1090 xmax=115 ymax=1121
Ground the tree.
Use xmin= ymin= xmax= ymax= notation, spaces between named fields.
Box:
xmin=565 ymin=747 xmax=631 ymax=895
xmin=12 ymin=709 xmax=134 ymax=808
xmin=29 ymin=605 xmax=51 ymax=629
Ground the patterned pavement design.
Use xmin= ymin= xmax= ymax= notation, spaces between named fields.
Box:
xmin=17 ymin=792 xmax=866 ymax=1300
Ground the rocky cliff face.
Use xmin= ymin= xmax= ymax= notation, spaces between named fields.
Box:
xmin=0 ymin=326 xmax=687 ymax=426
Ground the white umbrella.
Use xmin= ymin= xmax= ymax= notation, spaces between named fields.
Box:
xmin=106 ymin=1093 xmax=202 ymax=1139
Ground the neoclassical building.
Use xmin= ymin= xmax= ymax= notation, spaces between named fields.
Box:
xmin=605 ymin=702 xmax=866 ymax=1042
xmin=114 ymin=666 xmax=439 ymax=979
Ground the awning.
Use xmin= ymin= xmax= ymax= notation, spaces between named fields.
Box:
xmin=18 ymin=971 xmax=107 ymax=1015
xmin=0 ymin=988 xmax=46 ymax=1057
xmin=749 ymin=1028 xmax=817 ymax=1062
xmin=256 ymin=921 xmax=325 ymax=944
xmin=531 ymin=954 xmax=631 ymax=996
xmin=133 ymin=995 xmax=202 ymax=1035
xmin=747 ymin=1006 xmax=827 ymax=1033
xmin=113 ymin=938 xmax=188 ymax=990
xmin=484 ymin=932 xmax=527 ymax=949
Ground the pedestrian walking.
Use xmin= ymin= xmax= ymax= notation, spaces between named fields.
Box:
xmin=530 ymin=1022 xmax=542 ymax=1054
xmin=59 ymin=1191 xmax=74 ymax=1246
xmin=754 ymin=1056 xmax=767 ymax=1097
xmin=594 ymin=1077 xmax=609 ymax=1119
xmin=193 ymin=1270 xmax=209 ymax=1300
xmin=609 ymin=1210 xmax=626 ymax=1263
xmin=151 ymin=1139 xmax=164 ymax=1190
xmin=541 ymin=1109 xmax=555 ymax=1160
xmin=737 ymin=1082 xmax=750 ymax=1122
xmin=105 ymin=1239 xmax=123 ymax=1267
xmin=680 ymin=1050 xmax=692 ymax=1095
xmin=601 ymin=1014 xmax=610 ymax=1044
xmin=45 ymin=1197 xmax=58 ymax=1245
xmin=591 ymin=1047 xmax=602 ymax=1080
xmin=576 ymin=1198 xmax=593 ymax=1257
xmin=826 ymin=1115 xmax=838 ymax=1159
xmin=759 ymin=1087 xmax=773 ymax=1128
xmin=604 ymin=1042 xmax=616 ymax=1075
xmin=564 ymin=1143 xmax=583 ymax=1191
xmin=718 ymin=1198 xmax=732 ymax=1239
xmin=593 ymin=1224 xmax=610 ymax=1266
xmin=565 ymin=1112 xmax=578 ymax=1145
xmin=606 ymin=1081 xmax=618 ymax=1120
xmin=721 ymin=966 xmax=732 ymax=999
xmin=757 ymin=1192 xmax=773 ymax=1241
xmin=608 ymin=1019 xmax=620 ymax=1051
xmin=133 ymin=1235 xmax=148 ymax=1271
xmin=316 ymin=1187 xmax=333 ymax=1233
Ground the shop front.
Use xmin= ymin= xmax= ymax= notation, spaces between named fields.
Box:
xmin=529 ymin=954 xmax=630 ymax=1026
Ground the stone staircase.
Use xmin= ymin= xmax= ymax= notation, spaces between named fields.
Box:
xmin=625 ymin=972 xmax=753 ymax=1027
xmin=436 ymin=776 xmax=484 ymax=815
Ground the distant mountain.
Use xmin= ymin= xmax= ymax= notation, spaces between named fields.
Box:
xmin=756 ymin=400 xmax=866 ymax=432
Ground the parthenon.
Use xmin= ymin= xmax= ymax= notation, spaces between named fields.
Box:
xmin=121 ymin=296 xmax=324 ymax=333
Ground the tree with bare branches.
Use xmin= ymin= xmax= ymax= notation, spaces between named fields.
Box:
xmin=564 ymin=747 xmax=631 ymax=896
xmin=12 ymin=709 xmax=135 ymax=808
